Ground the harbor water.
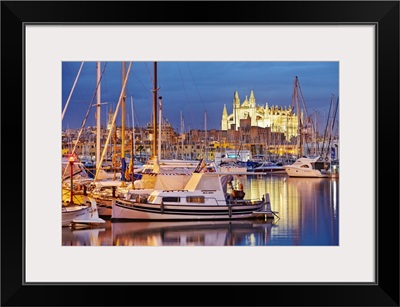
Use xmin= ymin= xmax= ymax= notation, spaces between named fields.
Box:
xmin=62 ymin=174 xmax=339 ymax=246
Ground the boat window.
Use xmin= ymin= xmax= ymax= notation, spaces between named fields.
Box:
xmin=163 ymin=197 xmax=180 ymax=202
xmin=186 ymin=196 xmax=205 ymax=203
xmin=300 ymin=165 xmax=309 ymax=168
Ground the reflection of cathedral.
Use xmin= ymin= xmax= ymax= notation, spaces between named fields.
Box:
xmin=221 ymin=90 xmax=299 ymax=140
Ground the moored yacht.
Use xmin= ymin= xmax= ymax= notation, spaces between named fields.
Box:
xmin=112 ymin=172 xmax=276 ymax=221
xmin=283 ymin=156 xmax=332 ymax=178
xmin=253 ymin=161 xmax=286 ymax=174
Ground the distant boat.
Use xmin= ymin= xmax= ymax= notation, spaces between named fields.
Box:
xmin=253 ymin=161 xmax=286 ymax=174
xmin=112 ymin=172 xmax=276 ymax=221
xmin=139 ymin=158 xmax=199 ymax=175
xmin=217 ymin=160 xmax=248 ymax=174
xmin=283 ymin=156 xmax=334 ymax=178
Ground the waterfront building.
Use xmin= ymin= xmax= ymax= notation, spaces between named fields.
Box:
xmin=62 ymin=91 xmax=336 ymax=163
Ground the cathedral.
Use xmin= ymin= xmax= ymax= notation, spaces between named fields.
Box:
xmin=221 ymin=90 xmax=300 ymax=141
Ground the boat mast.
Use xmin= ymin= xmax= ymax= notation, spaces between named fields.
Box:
xmin=292 ymin=76 xmax=302 ymax=158
xmin=96 ymin=62 xmax=101 ymax=168
xmin=62 ymin=61 xmax=84 ymax=120
xmin=152 ymin=62 xmax=159 ymax=159
xmin=130 ymin=96 xmax=135 ymax=186
xmin=204 ymin=111 xmax=207 ymax=160
xmin=321 ymin=94 xmax=334 ymax=158
xmin=158 ymin=96 xmax=162 ymax=160
xmin=121 ymin=62 xmax=126 ymax=162
xmin=180 ymin=110 xmax=184 ymax=159
xmin=188 ymin=123 xmax=191 ymax=159
xmin=326 ymin=96 xmax=339 ymax=161
xmin=94 ymin=62 xmax=132 ymax=182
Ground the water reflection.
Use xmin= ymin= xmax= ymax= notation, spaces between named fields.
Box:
xmin=62 ymin=176 xmax=339 ymax=246
xmin=112 ymin=219 xmax=276 ymax=246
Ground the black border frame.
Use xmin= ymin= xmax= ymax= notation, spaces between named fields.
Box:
xmin=1 ymin=1 xmax=399 ymax=306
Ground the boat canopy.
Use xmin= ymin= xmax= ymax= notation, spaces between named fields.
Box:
xmin=184 ymin=173 xmax=224 ymax=191
xmin=153 ymin=174 xmax=192 ymax=190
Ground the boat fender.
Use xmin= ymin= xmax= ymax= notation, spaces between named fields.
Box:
xmin=160 ymin=201 xmax=164 ymax=214
xmin=228 ymin=204 xmax=232 ymax=218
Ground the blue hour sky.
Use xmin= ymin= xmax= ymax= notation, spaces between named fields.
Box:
xmin=62 ymin=61 xmax=339 ymax=132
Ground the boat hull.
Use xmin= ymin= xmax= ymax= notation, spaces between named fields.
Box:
xmin=96 ymin=198 xmax=113 ymax=217
xmin=283 ymin=167 xmax=328 ymax=178
xmin=62 ymin=205 xmax=91 ymax=227
xmin=94 ymin=190 xmax=152 ymax=217
xmin=112 ymin=200 xmax=265 ymax=221
xmin=218 ymin=166 xmax=248 ymax=174
xmin=254 ymin=168 xmax=286 ymax=174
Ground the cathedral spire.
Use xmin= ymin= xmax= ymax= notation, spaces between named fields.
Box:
xmin=222 ymin=104 xmax=228 ymax=118
xmin=233 ymin=91 xmax=240 ymax=108
xmin=249 ymin=90 xmax=256 ymax=107
xmin=250 ymin=90 xmax=255 ymax=100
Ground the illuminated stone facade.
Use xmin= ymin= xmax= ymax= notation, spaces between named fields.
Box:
xmin=221 ymin=90 xmax=300 ymax=140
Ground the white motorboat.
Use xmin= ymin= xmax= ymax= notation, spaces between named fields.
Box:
xmin=112 ymin=172 xmax=276 ymax=221
xmin=217 ymin=160 xmax=248 ymax=174
xmin=283 ymin=156 xmax=332 ymax=178
xmin=253 ymin=161 xmax=286 ymax=174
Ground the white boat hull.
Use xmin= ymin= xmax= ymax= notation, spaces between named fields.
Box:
xmin=218 ymin=166 xmax=248 ymax=174
xmin=111 ymin=173 xmax=275 ymax=221
xmin=112 ymin=200 xmax=265 ymax=221
xmin=62 ymin=198 xmax=105 ymax=227
xmin=283 ymin=167 xmax=328 ymax=178
xmin=283 ymin=156 xmax=334 ymax=178
xmin=94 ymin=190 xmax=152 ymax=217
xmin=62 ymin=205 xmax=91 ymax=227
xmin=254 ymin=168 xmax=286 ymax=174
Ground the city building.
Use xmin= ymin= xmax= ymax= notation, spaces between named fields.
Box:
xmin=221 ymin=90 xmax=299 ymax=141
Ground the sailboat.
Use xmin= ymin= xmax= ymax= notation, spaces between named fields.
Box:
xmin=88 ymin=61 xmax=138 ymax=217
xmin=62 ymin=62 xmax=105 ymax=227
xmin=283 ymin=78 xmax=338 ymax=178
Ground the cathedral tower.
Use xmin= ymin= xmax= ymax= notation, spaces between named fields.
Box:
xmin=221 ymin=104 xmax=228 ymax=130
xmin=221 ymin=90 xmax=299 ymax=140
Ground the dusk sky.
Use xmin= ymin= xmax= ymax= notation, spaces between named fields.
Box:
xmin=62 ymin=61 xmax=339 ymax=132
